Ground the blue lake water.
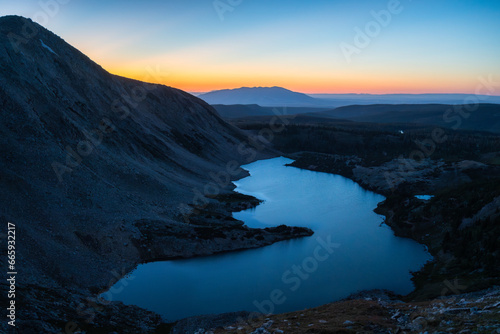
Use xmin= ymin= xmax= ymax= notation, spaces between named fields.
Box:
xmin=415 ymin=195 xmax=434 ymax=200
xmin=106 ymin=157 xmax=431 ymax=321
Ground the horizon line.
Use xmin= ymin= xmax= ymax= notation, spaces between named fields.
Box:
xmin=188 ymin=87 xmax=500 ymax=97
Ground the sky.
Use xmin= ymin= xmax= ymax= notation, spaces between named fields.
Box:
xmin=2 ymin=0 xmax=500 ymax=94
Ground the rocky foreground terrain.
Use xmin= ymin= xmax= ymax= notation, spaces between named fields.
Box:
xmin=207 ymin=287 xmax=500 ymax=334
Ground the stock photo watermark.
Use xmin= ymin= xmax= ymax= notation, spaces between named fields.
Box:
xmin=384 ymin=74 xmax=500 ymax=191
xmin=228 ymin=235 xmax=340 ymax=330
xmin=441 ymin=278 xmax=467 ymax=297
xmin=6 ymin=222 xmax=17 ymax=327
xmin=4 ymin=1 xmax=172 ymax=184
xmin=58 ymin=268 xmax=135 ymax=334
xmin=340 ymin=0 xmax=405 ymax=63
xmin=179 ymin=107 xmax=295 ymax=223
xmin=254 ymin=235 xmax=340 ymax=315
xmin=51 ymin=65 xmax=170 ymax=183
xmin=8 ymin=0 xmax=72 ymax=52
xmin=213 ymin=0 xmax=243 ymax=21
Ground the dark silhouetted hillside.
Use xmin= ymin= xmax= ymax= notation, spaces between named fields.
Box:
xmin=212 ymin=104 xmax=330 ymax=118
xmin=0 ymin=16 xmax=313 ymax=332
xmin=307 ymin=104 xmax=500 ymax=133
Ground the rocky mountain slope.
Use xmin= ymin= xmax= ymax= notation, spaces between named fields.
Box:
xmin=0 ymin=16 xmax=312 ymax=333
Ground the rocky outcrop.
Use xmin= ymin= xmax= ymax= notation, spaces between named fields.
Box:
xmin=289 ymin=152 xmax=493 ymax=196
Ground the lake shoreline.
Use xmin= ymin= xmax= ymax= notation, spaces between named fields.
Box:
xmin=285 ymin=151 xmax=500 ymax=301
xmin=9 ymin=160 xmax=319 ymax=333
xmin=112 ymin=157 xmax=430 ymax=327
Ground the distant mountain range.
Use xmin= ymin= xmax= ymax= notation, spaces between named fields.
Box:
xmin=198 ymin=86 xmax=500 ymax=110
xmin=310 ymin=93 xmax=500 ymax=106
xmin=198 ymin=86 xmax=331 ymax=107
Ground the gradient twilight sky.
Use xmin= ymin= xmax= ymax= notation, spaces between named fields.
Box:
xmin=3 ymin=0 xmax=500 ymax=94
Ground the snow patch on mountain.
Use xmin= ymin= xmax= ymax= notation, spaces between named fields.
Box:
xmin=40 ymin=39 xmax=57 ymax=55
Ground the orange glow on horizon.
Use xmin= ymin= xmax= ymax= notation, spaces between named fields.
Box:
xmin=93 ymin=44 xmax=481 ymax=96
xmin=108 ymin=65 xmax=478 ymax=95
xmin=75 ymin=35 xmax=487 ymax=97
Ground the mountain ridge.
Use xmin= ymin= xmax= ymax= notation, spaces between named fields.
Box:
xmin=0 ymin=16 xmax=314 ymax=333
xmin=198 ymin=86 xmax=329 ymax=107
xmin=198 ymin=85 xmax=500 ymax=113
xmin=0 ymin=14 xmax=248 ymax=288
